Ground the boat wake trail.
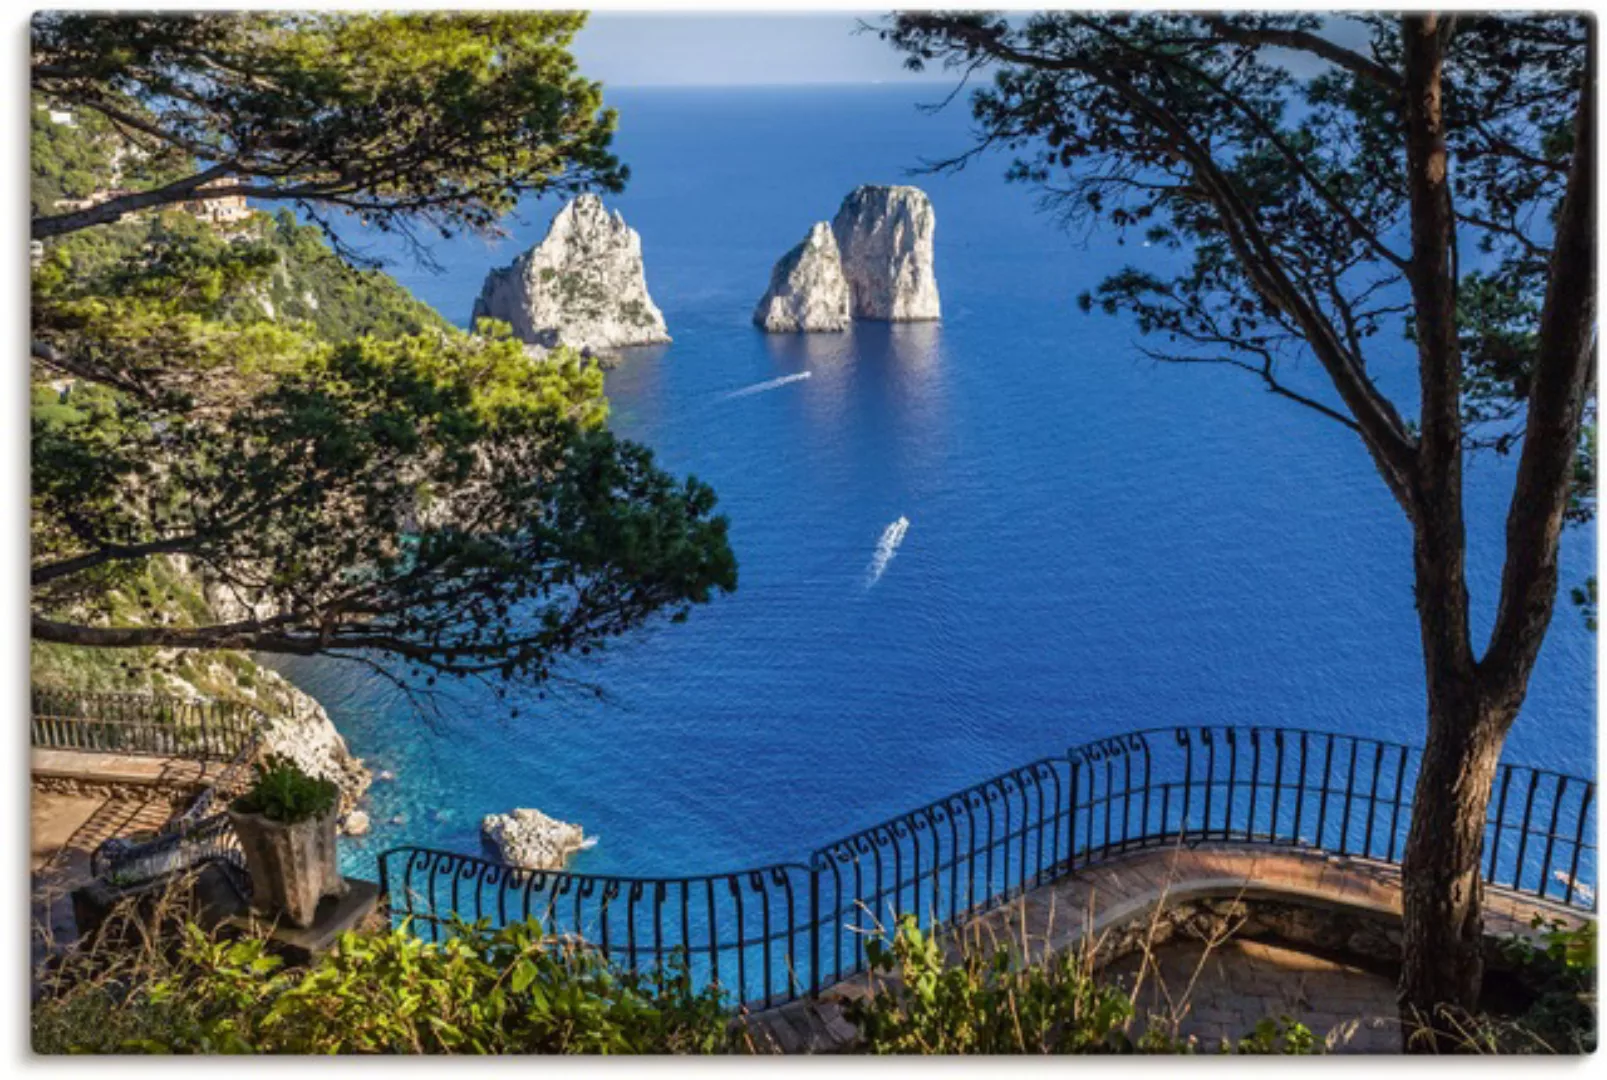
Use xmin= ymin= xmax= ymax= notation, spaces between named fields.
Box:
xmin=866 ymin=516 xmax=910 ymax=588
xmin=719 ymin=371 xmax=812 ymax=401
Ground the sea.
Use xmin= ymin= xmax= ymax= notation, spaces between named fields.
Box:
xmin=259 ymin=86 xmax=1595 ymax=881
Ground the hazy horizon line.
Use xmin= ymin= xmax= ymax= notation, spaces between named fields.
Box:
xmin=603 ymin=79 xmax=952 ymax=89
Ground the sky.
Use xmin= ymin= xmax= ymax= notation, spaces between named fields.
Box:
xmin=570 ymin=12 xmax=1377 ymax=88
xmin=571 ymin=13 xmax=948 ymax=87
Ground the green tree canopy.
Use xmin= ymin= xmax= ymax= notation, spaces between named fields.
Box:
xmin=881 ymin=11 xmax=1594 ymax=1035
xmin=31 ymin=12 xmax=736 ymax=702
xmin=31 ymin=11 xmax=626 ymax=264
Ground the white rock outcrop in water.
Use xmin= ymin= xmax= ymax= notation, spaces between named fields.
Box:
xmin=831 ymin=185 xmax=941 ymax=322
xmin=472 ymin=194 xmax=670 ymax=354
xmin=753 ymin=222 xmax=851 ymax=332
xmin=481 ymin=808 xmax=594 ymax=870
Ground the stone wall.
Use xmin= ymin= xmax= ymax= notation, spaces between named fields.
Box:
xmin=1086 ymin=894 xmax=1405 ymax=979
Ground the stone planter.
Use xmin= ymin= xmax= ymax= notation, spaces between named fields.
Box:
xmin=228 ymin=807 xmax=346 ymax=928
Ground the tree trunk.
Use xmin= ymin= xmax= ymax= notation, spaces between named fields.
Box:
xmin=1395 ymin=17 xmax=1594 ymax=1047
xmin=1397 ymin=676 xmax=1514 ymax=1048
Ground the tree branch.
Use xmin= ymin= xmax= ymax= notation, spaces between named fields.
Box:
xmin=1076 ymin=15 xmax=1411 ymax=274
xmin=1135 ymin=346 xmax=1364 ymax=432
xmin=1201 ymin=16 xmax=1404 ymax=91
xmin=1482 ymin=38 xmax=1597 ymax=702
xmin=31 ymin=163 xmax=233 ymax=239
xmin=908 ymin=16 xmax=1422 ymax=517
xmin=1402 ymin=13 xmax=1475 ymax=678
xmin=32 ymin=534 xmax=206 ymax=587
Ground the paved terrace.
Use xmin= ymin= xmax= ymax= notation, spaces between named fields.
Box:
xmin=745 ymin=843 xmax=1591 ymax=1055
xmin=30 ymin=747 xmax=222 ymax=970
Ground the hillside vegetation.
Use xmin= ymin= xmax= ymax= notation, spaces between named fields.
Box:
xmin=31 ymin=106 xmax=563 ymax=705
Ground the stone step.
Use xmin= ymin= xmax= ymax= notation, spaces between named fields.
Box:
xmin=222 ymin=877 xmax=382 ymax=965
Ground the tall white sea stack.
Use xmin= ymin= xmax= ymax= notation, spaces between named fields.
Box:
xmin=831 ymin=185 xmax=941 ymax=321
xmin=472 ymin=194 xmax=670 ymax=355
xmin=752 ymin=222 xmax=852 ymax=332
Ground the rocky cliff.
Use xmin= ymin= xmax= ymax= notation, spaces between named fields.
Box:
xmin=255 ymin=673 xmax=373 ymax=823
xmin=471 ymin=194 xmax=670 ymax=355
xmin=831 ymin=185 xmax=941 ymax=322
xmin=752 ymin=222 xmax=851 ymax=332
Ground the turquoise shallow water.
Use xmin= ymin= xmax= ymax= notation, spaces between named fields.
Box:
xmin=261 ymin=86 xmax=1594 ymax=882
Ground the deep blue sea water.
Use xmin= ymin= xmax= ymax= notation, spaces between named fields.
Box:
xmin=262 ymin=86 xmax=1594 ymax=881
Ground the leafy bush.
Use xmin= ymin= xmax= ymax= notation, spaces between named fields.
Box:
xmin=844 ymin=914 xmax=1318 ymax=1055
xmin=34 ymin=918 xmax=737 ymax=1054
xmin=231 ymin=756 xmax=338 ymax=824
xmin=1475 ymin=917 xmax=1598 ymax=1054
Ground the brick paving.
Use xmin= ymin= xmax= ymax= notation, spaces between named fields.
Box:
xmin=745 ymin=842 xmax=1590 ymax=1054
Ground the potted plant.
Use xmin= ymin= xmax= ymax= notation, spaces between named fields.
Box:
xmin=228 ymin=756 xmax=346 ymax=928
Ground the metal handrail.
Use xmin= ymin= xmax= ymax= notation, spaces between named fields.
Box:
xmin=377 ymin=722 xmax=1597 ymax=1010
xmin=382 ymin=848 xmax=815 ymax=1010
xmin=31 ymin=687 xmax=260 ymax=761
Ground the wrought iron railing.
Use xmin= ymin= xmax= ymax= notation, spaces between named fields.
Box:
xmin=382 ymin=851 xmax=812 ymax=1009
xmin=1064 ymin=728 xmax=1596 ymax=906
xmin=378 ymin=724 xmax=1597 ymax=1010
xmin=810 ymin=756 xmax=1073 ymax=991
xmin=31 ymin=687 xmax=260 ymax=761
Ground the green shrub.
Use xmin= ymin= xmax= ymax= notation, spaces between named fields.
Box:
xmin=1469 ymin=917 xmax=1598 ymax=1054
xmin=34 ymin=918 xmax=737 ymax=1054
xmin=844 ymin=914 xmax=1318 ymax=1055
xmin=230 ymin=756 xmax=338 ymax=824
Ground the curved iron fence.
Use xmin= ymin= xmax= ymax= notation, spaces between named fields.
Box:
xmin=809 ymin=755 xmax=1073 ymax=991
xmin=1064 ymin=727 xmax=1596 ymax=906
xmin=379 ymin=723 xmax=1596 ymax=1009
xmin=383 ymin=849 xmax=812 ymax=1010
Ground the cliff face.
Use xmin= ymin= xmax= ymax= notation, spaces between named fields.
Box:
xmin=754 ymin=186 xmax=941 ymax=334
xmin=253 ymin=671 xmax=372 ymax=822
xmin=831 ymin=185 xmax=941 ymax=322
xmin=471 ymin=194 xmax=670 ymax=355
xmin=752 ymin=222 xmax=851 ymax=333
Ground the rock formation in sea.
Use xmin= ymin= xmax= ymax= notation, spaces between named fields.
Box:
xmin=830 ymin=185 xmax=941 ymax=321
xmin=471 ymin=194 xmax=670 ymax=355
xmin=752 ymin=222 xmax=851 ymax=332
xmin=481 ymin=807 xmax=594 ymax=870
